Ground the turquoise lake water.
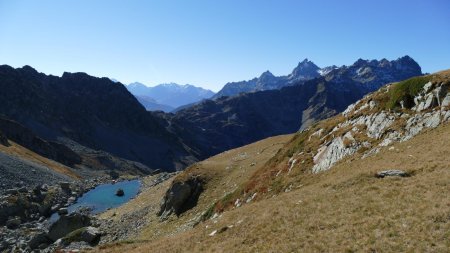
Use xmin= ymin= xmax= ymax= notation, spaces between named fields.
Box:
xmin=50 ymin=179 xmax=140 ymax=221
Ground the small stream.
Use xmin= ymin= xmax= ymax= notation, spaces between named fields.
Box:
xmin=50 ymin=179 xmax=141 ymax=222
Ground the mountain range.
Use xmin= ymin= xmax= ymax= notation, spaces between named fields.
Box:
xmin=213 ymin=59 xmax=322 ymax=99
xmin=172 ymin=56 xmax=422 ymax=158
xmin=0 ymin=56 xmax=421 ymax=176
xmin=212 ymin=57 xmax=421 ymax=99
xmin=126 ymin=82 xmax=215 ymax=111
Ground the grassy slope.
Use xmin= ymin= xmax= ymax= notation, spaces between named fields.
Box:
xmin=0 ymin=141 xmax=80 ymax=179
xmin=96 ymin=119 xmax=450 ymax=253
xmin=96 ymin=134 xmax=292 ymax=242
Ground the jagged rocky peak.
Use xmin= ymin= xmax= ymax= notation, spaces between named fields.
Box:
xmin=289 ymin=58 xmax=320 ymax=79
xmin=259 ymin=70 xmax=275 ymax=80
xmin=393 ymin=55 xmax=422 ymax=72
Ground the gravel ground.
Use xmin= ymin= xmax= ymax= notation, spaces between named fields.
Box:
xmin=0 ymin=152 xmax=73 ymax=194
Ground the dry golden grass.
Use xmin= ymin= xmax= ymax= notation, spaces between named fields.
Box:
xmin=95 ymin=134 xmax=292 ymax=243
xmin=93 ymin=121 xmax=450 ymax=253
xmin=0 ymin=141 xmax=80 ymax=179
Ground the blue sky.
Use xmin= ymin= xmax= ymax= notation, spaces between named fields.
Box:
xmin=0 ymin=0 xmax=449 ymax=91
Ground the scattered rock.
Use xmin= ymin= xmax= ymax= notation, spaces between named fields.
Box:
xmin=5 ymin=189 xmax=19 ymax=195
xmin=58 ymin=207 xmax=69 ymax=215
xmin=6 ymin=217 xmax=21 ymax=229
xmin=60 ymin=182 xmax=71 ymax=192
xmin=376 ymin=170 xmax=410 ymax=178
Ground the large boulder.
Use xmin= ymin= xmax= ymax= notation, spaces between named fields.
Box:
xmin=158 ymin=177 xmax=204 ymax=219
xmin=47 ymin=213 xmax=91 ymax=241
xmin=29 ymin=232 xmax=52 ymax=250
xmin=61 ymin=226 xmax=101 ymax=246
xmin=80 ymin=226 xmax=101 ymax=244
xmin=376 ymin=170 xmax=410 ymax=178
xmin=115 ymin=188 xmax=124 ymax=197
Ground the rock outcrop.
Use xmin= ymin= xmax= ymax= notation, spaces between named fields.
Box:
xmin=307 ymin=74 xmax=450 ymax=173
xmin=158 ymin=177 xmax=204 ymax=219
xmin=48 ymin=213 xmax=92 ymax=241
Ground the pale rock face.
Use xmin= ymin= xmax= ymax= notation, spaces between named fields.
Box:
xmin=443 ymin=110 xmax=450 ymax=122
xmin=441 ymin=93 xmax=450 ymax=108
xmin=312 ymin=134 xmax=360 ymax=173
xmin=423 ymin=81 xmax=433 ymax=93
xmin=403 ymin=111 xmax=441 ymax=141
xmin=342 ymin=103 xmax=357 ymax=117
xmin=379 ymin=131 xmax=402 ymax=147
xmin=309 ymin=79 xmax=450 ymax=174
xmin=367 ymin=112 xmax=395 ymax=139
xmin=413 ymin=84 xmax=448 ymax=112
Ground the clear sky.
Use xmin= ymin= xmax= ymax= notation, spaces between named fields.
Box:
xmin=0 ymin=0 xmax=449 ymax=91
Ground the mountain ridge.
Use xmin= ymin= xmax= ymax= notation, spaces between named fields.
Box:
xmin=172 ymin=56 xmax=422 ymax=160
xmin=213 ymin=56 xmax=421 ymax=99
xmin=0 ymin=65 xmax=197 ymax=172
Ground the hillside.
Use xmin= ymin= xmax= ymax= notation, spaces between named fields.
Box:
xmin=94 ymin=69 xmax=450 ymax=252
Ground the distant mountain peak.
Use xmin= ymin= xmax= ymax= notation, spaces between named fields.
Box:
xmin=289 ymin=58 xmax=320 ymax=80
xmin=260 ymin=70 xmax=274 ymax=78
xmin=353 ymin=58 xmax=369 ymax=66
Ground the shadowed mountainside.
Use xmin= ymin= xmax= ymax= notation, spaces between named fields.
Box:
xmin=0 ymin=65 xmax=196 ymax=171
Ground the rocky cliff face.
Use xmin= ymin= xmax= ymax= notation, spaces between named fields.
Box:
xmin=324 ymin=56 xmax=422 ymax=92
xmin=289 ymin=70 xmax=450 ymax=174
